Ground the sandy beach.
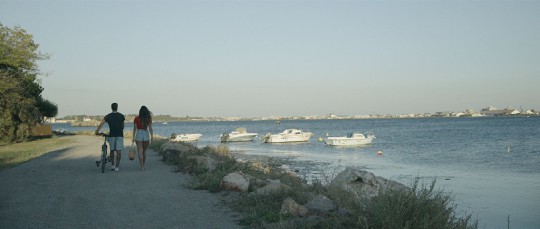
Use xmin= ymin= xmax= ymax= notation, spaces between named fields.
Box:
xmin=0 ymin=136 xmax=242 ymax=229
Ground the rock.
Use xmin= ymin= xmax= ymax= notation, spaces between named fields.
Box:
xmin=160 ymin=141 xmax=192 ymax=153
xmin=186 ymin=156 xmax=217 ymax=172
xmin=329 ymin=167 xmax=409 ymax=200
xmin=280 ymin=198 xmax=308 ymax=217
xmin=255 ymin=180 xmax=289 ymax=194
xmin=162 ymin=149 xmax=180 ymax=163
xmin=303 ymin=195 xmax=336 ymax=214
xmin=243 ymin=174 xmax=266 ymax=190
xmin=161 ymin=141 xmax=195 ymax=163
xmin=220 ymin=172 xmax=249 ymax=192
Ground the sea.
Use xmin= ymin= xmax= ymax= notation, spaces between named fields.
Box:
xmin=53 ymin=117 xmax=540 ymax=229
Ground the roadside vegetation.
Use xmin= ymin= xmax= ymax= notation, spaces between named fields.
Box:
xmin=0 ymin=135 xmax=74 ymax=170
xmin=1 ymin=23 xmax=58 ymax=144
xmin=151 ymin=140 xmax=478 ymax=229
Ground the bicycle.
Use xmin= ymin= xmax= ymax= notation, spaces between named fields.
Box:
xmin=95 ymin=133 xmax=110 ymax=173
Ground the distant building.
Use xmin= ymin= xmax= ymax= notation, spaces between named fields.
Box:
xmin=456 ymin=109 xmax=482 ymax=117
xmin=481 ymin=106 xmax=520 ymax=116
xmin=432 ymin=112 xmax=452 ymax=117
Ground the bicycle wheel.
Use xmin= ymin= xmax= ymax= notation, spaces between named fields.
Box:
xmin=101 ymin=143 xmax=107 ymax=173
xmin=101 ymin=150 xmax=106 ymax=173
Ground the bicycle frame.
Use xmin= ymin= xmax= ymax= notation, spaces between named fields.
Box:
xmin=95 ymin=133 xmax=109 ymax=173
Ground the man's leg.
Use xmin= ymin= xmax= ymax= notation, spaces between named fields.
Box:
xmin=116 ymin=151 xmax=121 ymax=167
xmin=114 ymin=137 xmax=123 ymax=172
xmin=110 ymin=151 xmax=116 ymax=170
xmin=109 ymin=137 xmax=117 ymax=170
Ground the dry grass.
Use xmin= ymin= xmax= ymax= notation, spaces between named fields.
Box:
xmin=0 ymin=136 xmax=75 ymax=170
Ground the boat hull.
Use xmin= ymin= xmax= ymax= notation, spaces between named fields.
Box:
xmin=265 ymin=135 xmax=311 ymax=143
xmin=170 ymin=133 xmax=202 ymax=142
xmin=221 ymin=133 xmax=258 ymax=142
xmin=263 ymin=129 xmax=313 ymax=143
xmin=325 ymin=135 xmax=374 ymax=146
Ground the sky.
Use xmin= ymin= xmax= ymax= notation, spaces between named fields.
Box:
xmin=1 ymin=0 xmax=539 ymax=118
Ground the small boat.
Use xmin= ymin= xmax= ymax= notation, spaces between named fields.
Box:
xmin=263 ymin=129 xmax=313 ymax=143
xmin=325 ymin=133 xmax=375 ymax=146
xmin=220 ymin=128 xmax=258 ymax=143
xmin=162 ymin=122 xmax=168 ymax=125
xmin=169 ymin=133 xmax=202 ymax=142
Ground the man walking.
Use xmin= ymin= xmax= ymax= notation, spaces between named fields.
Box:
xmin=95 ymin=103 xmax=125 ymax=172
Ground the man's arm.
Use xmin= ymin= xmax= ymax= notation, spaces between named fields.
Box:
xmin=95 ymin=119 xmax=106 ymax=135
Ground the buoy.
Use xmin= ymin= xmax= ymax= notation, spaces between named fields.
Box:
xmin=377 ymin=150 xmax=382 ymax=156
xmin=318 ymin=137 xmax=323 ymax=142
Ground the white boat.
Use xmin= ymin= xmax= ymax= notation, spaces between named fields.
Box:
xmin=220 ymin=128 xmax=258 ymax=143
xmin=325 ymin=133 xmax=375 ymax=146
xmin=263 ymin=129 xmax=313 ymax=143
xmin=169 ymin=133 xmax=202 ymax=142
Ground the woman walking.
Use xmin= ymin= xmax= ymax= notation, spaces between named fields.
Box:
xmin=133 ymin=106 xmax=153 ymax=171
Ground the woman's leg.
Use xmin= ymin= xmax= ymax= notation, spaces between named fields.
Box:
xmin=142 ymin=141 xmax=149 ymax=170
xmin=136 ymin=140 xmax=144 ymax=170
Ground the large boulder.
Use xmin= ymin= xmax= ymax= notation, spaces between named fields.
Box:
xmin=160 ymin=141 xmax=192 ymax=153
xmin=255 ymin=179 xmax=289 ymax=194
xmin=303 ymin=195 xmax=336 ymax=215
xmin=186 ymin=156 xmax=216 ymax=172
xmin=220 ymin=172 xmax=249 ymax=192
xmin=160 ymin=141 xmax=192 ymax=163
xmin=280 ymin=198 xmax=308 ymax=217
xmin=329 ymin=167 xmax=409 ymax=200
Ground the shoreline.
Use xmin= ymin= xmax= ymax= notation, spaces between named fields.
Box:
xmin=49 ymin=113 xmax=540 ymax=125
xmin=228 ymin=147 xmax=540 ymax=229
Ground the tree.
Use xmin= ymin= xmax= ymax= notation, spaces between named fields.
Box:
xmin=0 ymin=23 xmax=54 ymax=143
xmin=36 ymin=97 xmax=58 ymax=121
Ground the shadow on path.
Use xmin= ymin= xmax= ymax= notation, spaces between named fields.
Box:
xmin=0 ymin=136 xmax=241 ymax=229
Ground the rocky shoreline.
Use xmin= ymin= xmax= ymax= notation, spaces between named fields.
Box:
xmin=156 ymin=140 xmax=477 ymax=228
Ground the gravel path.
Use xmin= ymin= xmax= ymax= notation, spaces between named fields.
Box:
xmin=0 ymin=136 xmax=242 ymax=229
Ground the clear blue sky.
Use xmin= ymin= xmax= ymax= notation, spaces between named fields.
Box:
xmin=2 ymin=0 xmax=539 ymax=117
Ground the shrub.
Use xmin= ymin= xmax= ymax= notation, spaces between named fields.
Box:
xmin=148 ymin=138 xmax=167 ymax=151
xmin=229 ymin=189 xmax=299 ymax=227
xmin=362 ymin=178 xmax=478 ymax=229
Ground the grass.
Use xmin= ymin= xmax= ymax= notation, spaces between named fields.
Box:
xmin=154 ymin=140 xmax=479 ymax=229
xmin=361 ymin=178 xmax=478 ymax=229
xmin=0 ymin=136 xmax=75 ymax=170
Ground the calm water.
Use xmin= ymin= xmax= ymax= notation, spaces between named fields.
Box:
xmin=54 ymin=117 xmax=540 ymax=228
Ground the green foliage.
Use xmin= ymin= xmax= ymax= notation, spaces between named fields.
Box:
xmin=148 ymin=138 xmax=167 ymax=151
xmin=0 ymin=23 xmax=52 ymax=143
xmin=36 ymin=97 xmax=58 ymax=120
xmin=362 ymin=178 xmax=478 ymax=229
xmin=230 ymin=190 xmax=296 ymax=227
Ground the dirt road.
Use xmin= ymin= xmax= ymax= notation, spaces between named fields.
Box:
xmin=0 ymin=136 xmax=242 ymax=229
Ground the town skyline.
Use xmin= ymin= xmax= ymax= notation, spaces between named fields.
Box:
xmin=51 ymin=105 xmax=538 ymax=124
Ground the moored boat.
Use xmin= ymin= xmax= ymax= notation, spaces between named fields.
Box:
xmin=263 ymin=129 xmax=313 ymax=143
xmin=325 ymin=133 xmax=375 ymax=146
xmin=169 ymin=133 xmax=202 ymax=142
xmin=220 ymin=128 xmax=258 ymax=143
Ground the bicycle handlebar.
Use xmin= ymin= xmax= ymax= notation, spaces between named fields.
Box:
xmin=96 ymin=133 xmax=110 ymax=137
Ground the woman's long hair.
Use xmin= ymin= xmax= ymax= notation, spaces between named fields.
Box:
xmin=139 ymin=106 xmax=152 ymax=128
